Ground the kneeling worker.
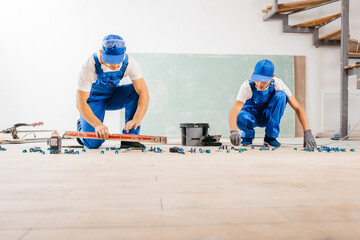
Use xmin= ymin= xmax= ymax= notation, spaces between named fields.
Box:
xmin=76 ymin=34 xmax=150 ymax=149
xmin=228 ymin=59 xmax=316 ymax=148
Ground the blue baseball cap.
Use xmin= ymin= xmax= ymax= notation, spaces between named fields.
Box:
xmin=101 ymin=34 xmax=126 ymax=64
xmin=251 ymin=59 xmax=275 ymax=82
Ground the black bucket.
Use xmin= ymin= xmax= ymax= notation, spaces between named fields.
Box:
xmin=180 ymin=123 xmax=209 ymax=146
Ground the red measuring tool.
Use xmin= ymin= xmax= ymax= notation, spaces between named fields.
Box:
xmin=64 ymin=131 xmax=167 ymax=144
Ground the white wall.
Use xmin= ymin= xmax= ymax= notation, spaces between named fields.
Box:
xmin=0 ymin=0 xmax=359 ymax=136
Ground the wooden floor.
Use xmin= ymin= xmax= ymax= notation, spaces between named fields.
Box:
xmin=0 ymin=138 xmax=360 ymax=240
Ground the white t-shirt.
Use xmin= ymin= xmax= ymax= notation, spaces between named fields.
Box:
xmin=236 ymin=77 xmax=292 ymax=103
xmin=77 ymin=51 xmax=143 ymax=92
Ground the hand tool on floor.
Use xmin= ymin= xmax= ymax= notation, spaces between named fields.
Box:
xmin=0 ymin=122 xmax=55 ymax=139
xmin=61 ymin=145 xmax=84 ymax=148
xmin=47 ymin=131 xmax=62 ymax=154
xmin=200 ymin=134 xmax=222 ymax=146
xmin=0 ymin=122 xmax=56 ymax=144
xmin=169 ymin=146 xmax=185 ymax=154
xmin=63 ymin=131 xmax=167 ymax=144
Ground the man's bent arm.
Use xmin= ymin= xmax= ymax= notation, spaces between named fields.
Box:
xmin=132 ymin=78 xmax=150 ymax=122
xmin=288 ymin=96 xmax=310 ymax=131
xmin=123 ymin=78 xmax=150 ymax=132
xmin=229 ymin=100 xmax=244 ymax=131
xmin=76 ymin=90 xmax=108 ymax=139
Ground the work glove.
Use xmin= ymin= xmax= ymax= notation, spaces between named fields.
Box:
xmin=230 ymin=130 xmax=241 ymax=146
xmin=303 ymin=129 xmax=317 ymax=149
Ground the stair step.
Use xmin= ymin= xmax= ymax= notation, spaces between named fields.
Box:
xmin=344 ymin=62 xmax=360 ymax=89
xmin=292 ymin=12 xmax=341 ymax=27
xmin=318 ymin=30 xmax=358 ymax=50
xmin=318 ymin=30 xmax=359 ymax=52
xmin=349 ymin=38 xmax=359 ymax=53
xmin=262 ymin=0 xmax=332 ymax=14
xmin=344 ymin=63 xmax=360 ymax=70
xmin=349 ymin=53 xmax=360 ymax=59
xmin=319 ymin=29 xmax=341 ymax=40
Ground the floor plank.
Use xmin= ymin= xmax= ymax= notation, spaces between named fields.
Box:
xmin=0 ymin=138 xmax=359 ymax=239
xmin=21 ymin=222 xmax=360 ymax=240
xmin=0 ymin=208 xmax=288 ymax=229
xmin=0 ymin=229 xmax=29 ymax=240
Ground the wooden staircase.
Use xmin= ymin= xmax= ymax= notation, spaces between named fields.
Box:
xmin=263 ymin=0 xmax=334 ymax=14
xmin=291 ymin=12 xmax=341 ymax=27
xmin=262 ymin=0 xmax=360 ymax=138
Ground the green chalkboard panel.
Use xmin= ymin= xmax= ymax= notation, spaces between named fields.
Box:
xmin=120 ymin=53 xmax=294 ymax=138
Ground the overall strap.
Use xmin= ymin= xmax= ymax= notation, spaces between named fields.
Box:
xmin=118 ymin=54 xmax=129 ymax=79
xmin=249 ymin=79 xmax=256 ymax=92
xmin=93 ymin=52 xmax=103 ymax=74
xmin=269 ymin=78 xmax=275 ymax=93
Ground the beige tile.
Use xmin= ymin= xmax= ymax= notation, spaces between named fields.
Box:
xmin=275 ymin=205 xmax=360 ymax=222
xmin=0 ymin=198 xmax=161 ymax=212
xmin=21 ymin=222 xmax=360 ymax=240
xmin=0 ymin=208 xmax=288 ymax=229
xmin=161 ymin=194 xmax=328 ymax=209
xmin=0 ymin=189 xmax=70 ymax=200
xmin=0 ymin=229 xmax=29 ymax=240
xmin=64 ymin=182 xmax=243 ymax=200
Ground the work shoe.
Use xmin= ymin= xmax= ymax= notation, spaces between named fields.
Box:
xmin=264 ymin=135 xmax=281 ymax=147
xmin=76 ymin=119 xmax=84 ymax=146
xmin=241 ymin=138 xmax=253 ymax=146
xmin=120 ymin=141 xmax=145 ymax=150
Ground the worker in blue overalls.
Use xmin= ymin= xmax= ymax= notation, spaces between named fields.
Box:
xmin=76 ymin=34 xmax=150 ymax=149
xmin=228 ymin=59 xmax=316 ymax=148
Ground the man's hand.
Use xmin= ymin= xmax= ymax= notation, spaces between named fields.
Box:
xmin=94 ymin=123 xmax=109 ymax=139
xmin=124 ymin=119 xmax=141 ymax=134
xmin=230 ymin=130 xmax=241 ymax=146
xmin=303 ymin=129 xmax=316 ymax=149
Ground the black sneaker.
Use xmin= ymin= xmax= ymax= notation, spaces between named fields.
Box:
xmin=120 ymin=141 xmax=145 ymax=150
xmin=264 ymin=135 xmax=281 ymax=147
xmin=76 ymin=119 xmax=84 ymax=146
xmin=241 ymin=138 xmax=254 ymax=146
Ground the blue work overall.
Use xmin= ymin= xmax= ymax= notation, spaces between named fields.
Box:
xmin=237 ymin=79 xmax=288 ymax=140
xmin=78 ymin=53 xmax=140 ymax=149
